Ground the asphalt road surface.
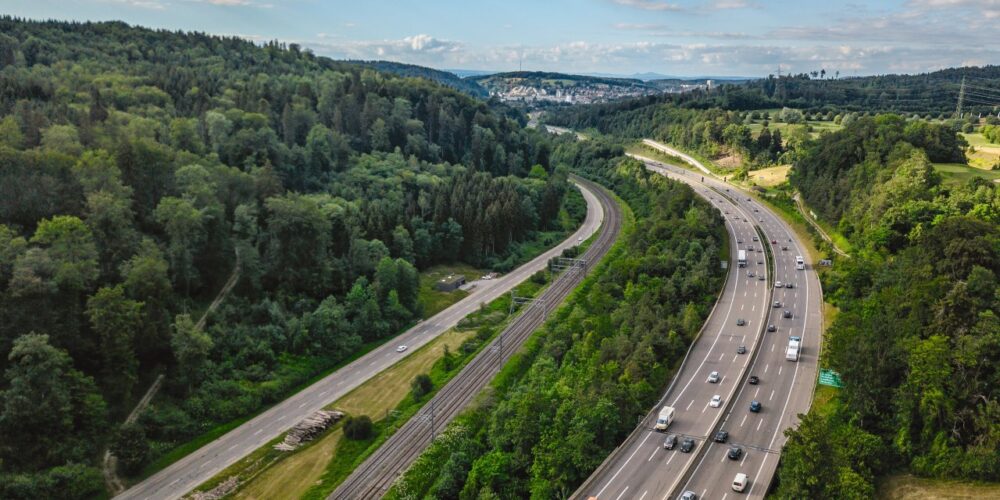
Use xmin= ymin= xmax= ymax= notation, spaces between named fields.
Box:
xmin=575 ymin=153 xmax=822 ymax=500
xmin=116 ymin=181 xmax=605 ymax=500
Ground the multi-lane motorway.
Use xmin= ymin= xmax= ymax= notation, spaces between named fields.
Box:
xmin=116 ymin=181 xmax=605 ymax=500
xmin=575 ymin=149 xmax=822 ymax=500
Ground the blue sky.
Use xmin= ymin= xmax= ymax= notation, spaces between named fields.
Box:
xmin=4 ymin=0 xmax=999 ymax=76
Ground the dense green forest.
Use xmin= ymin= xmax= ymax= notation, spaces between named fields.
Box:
xmin=386 ymin=138 xmax=726 ymax=498
xmin=350 ymin=61 xmax=488 ymax=98
xmin=774 ymin=115 xmax=1000 ymax=497
xmin=0 ymin=17 xmax=577 ymax=498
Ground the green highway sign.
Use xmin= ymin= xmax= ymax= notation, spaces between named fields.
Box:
xmin=818 ymin=369 xmax=843 ymax=388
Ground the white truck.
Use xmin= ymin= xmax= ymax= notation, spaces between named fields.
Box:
xmin=738 ymin=249 xmax=747 ymax=268
xmin=796 ymin=255 xmax=805 ymax=270
xmin=654 ymin=406 xmax=676 ymax=431
xmin=786 ymin=336 xmax=801 ymax=361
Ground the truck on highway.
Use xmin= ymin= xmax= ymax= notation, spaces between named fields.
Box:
xmin=796 ymin=255 xmax=805 ymax=270
xmin=786 ymin=336 xmax=800 ymax=361
xmin=738 ymin=249 xmax=747 ymax=267
xmin=654 ymin=406 xmax=676 ymax=431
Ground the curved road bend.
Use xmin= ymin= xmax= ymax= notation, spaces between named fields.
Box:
xmin=576 ymin=155 xmax=822 ymax=500
xmin=330 ymin=177 xmax=623 ymax=499
xmin=116 ymin=181 xmax=605 ymax=500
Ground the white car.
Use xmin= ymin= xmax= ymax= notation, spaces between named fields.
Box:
xmin=708 ymin=371 xmax=720 ymax=383
xmin=710 ymin=395 xmax=723 ymax=408
xmin=396 ymin=345 xmax=408 ymax=353
xmin=775 ymin=281 xmax=783 ymax=288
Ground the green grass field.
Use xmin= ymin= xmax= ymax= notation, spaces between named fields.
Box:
xmin=933 ymin=162 xmax=1000 ymax=185
xmin=417 ymin=264 xmax=484 ymax=318
xmin=878 ymin=474 xmax=1000 ymax=499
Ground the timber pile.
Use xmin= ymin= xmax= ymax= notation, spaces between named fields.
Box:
xmin=273 ymin=410 xmax=344 ymax=451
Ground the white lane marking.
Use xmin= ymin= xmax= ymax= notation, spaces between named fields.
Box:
xmin=614 ymin=486 xmax=630 ymax=500
xmin=720 ymin=450 xmax=727 ymax=462
xmin=741 ymin=304 xmax=745 ymax=311
xmin=740 ymin=414 xmax=748 ymax=427
xmin=319 ymin=390 xmax=327 ymax=397
xmin=733 ymin=354 xmax=738 ymax=363
xmin=741 ymin=451 xmax=749 ymax=467
xmin=720 ymin=352 xmax=725 ymax=361
xmin=639 ymin=491 xmax=649 ymax=500
xmin=200 ymin=461 xmax=210 ymax=469
xmin=771 ymin=344 xmax=775 ymax=352
xmin=228 ymin=444 xmax=238 ymax=452
xmin=687 ymin=399 xmax=694 ymax=411
xmin=764 ymin=364 xmax=769 ymax=373
xmin=701 ymin=489 xmax=707 ymax=498
xmin=648 ymin=448 xmax=658 ymax=462
xmin=779 ymin=365 xmax=783 ymax=376
xmin=253 ymin=428 xmax=263 ymax=436
xmin=168 ymin=479 xmax=179 ymax=487
xmin=703 ymin=402 xmax=710 ymax=413
xmin=594 ymin=431 xmax=654 ymax=498
xmin=770 ymin=389 xmax=775 ymax=401
xmin=298 ymin=402 xmax=307 ymax=409
xmin=754 ymin=387 xmax=760 ymax=398
xmin=758 ymin=418 xmax=765 ymax=431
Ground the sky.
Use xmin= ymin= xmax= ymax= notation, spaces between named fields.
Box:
xmin=3 ymin=0 xmax=1000 ymax=77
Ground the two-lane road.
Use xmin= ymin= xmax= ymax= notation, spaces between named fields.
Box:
xmin=117 ymin=181 xmax=605 ymax=500
xmin=575 ymin=151 xmax=822 ymax=500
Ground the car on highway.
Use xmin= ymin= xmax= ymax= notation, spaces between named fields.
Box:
xmin=748 ymin=375 xmax=760 ymax=385
xmin=758 ymin=274 xmax=766 ymax=280
xmin=737 ymin=344 xmax=747 ymax=354
xmin=757 ymin=260 xmax=764 ymax=265
xmin=747 ymin=271 xmax=755 ymax=278
xmin=782 ymin=245 xmax=788 ymax=251
xmin=771 ymin=239 xmax=777 ymax=244
xmin=773 ymin=300 xmax=782 ymax=308
xmin=783 ymin=310 xmax=792 ymax=318
xmin=775 ymin=281 xmax=783 ymax=288
xmin=767 ymin=324 xmax=776 ymax=332
xmin=708 ymin=371 xmax=720 ymax=383
xmin=736 ymin=318 xmax=746 ymax=326
xmin=786 ymin=282 xmax=795 ymax=289
xmin=732 ymin=473 xmax=748 ymax=492
xmin=728 ymin=446 xmax=743 ymax=460
xmin=681 ymin=490 xmax=698 ymax=500
xmin=680 ymin=438 xmax=696 ymax=453
xmin=752 ymin=236 xmax=758 ymax=241
xmin=663 ymin=434 xmax=677 ymax=450
xmin=750 ymin=400 xmax=762 ymax=412
xmin=710 ymin=395 xmax=723 ymax=408
xmin=396 ymin=345 xmax=408 ymax=352
xmin=714 ymin=430 xmax=729 ymax=443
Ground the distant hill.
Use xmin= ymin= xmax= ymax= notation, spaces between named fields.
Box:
xmin=350 ymin=60 xmax=488 ymax=97
xmin=470 ymin=71 xmax=653 ymax=91
xmin=708 ymin=65 xmax=1000 ymax=114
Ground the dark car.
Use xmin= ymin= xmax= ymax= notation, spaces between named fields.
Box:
xmin=748 ymin=375 xmax=760 ymax=385
xmin=750 ymin=400 xmax=762 ymax=412
xmin=663 ymin=434 xmax=678 ymax=450
xmin=680 ymin=438 xmax=696 ymax=453
xmin=773 ymin=301 xmax=782 ymax=308
xmin=767 ymin=324 xmax=776 ymax=332
xmin=781 ymin=246 xmax=788 ymax=251
xmin=728 ymin=446 xmax=743 ymax=460
xmin=714 ymin=430 xmax=729 ymax=443
xmin=736 ymin=318 xmax=746 ymax=326
xmin=771 ymin=239 xmax=777 ymax=244
xmin=758 ymin=274 xmax=766 ymax=280
xmin=786 ymin=282 xmax=794 ymax=289
xmin=737 ymin=345 xmax=747 ymax=354
xmin=783 ymin=310 xmax=792 ymax=319
xmin=757 ymin=260 xmax=764 ymax=265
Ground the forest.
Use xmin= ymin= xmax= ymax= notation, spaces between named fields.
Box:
xmin=774 ymin=116 xmax=1000 ymax=497
xmin=386 ymin=138 xmax=727 ymax=498
xmin=0 ymin=17 xmax=576 ymax=498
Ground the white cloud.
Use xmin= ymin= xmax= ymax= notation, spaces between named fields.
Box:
xmin=612 ymin=0 xmax=683 ymax=11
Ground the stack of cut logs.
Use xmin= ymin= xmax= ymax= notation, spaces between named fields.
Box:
xmin=273 ymin=410 xmax=345 ymax=451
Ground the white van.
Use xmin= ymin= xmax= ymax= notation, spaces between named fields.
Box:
xmin=732 ymin=472 xmax=748 ymax=492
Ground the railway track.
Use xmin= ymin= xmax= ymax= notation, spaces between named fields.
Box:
xmin=329 ymin=176 xmax=623 ymax=499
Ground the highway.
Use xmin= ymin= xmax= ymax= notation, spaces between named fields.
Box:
xmin=115 ymin=180 xmax=605 ymax=500
xmin=574 ymin=149 xmax=822 ymax=500
xmin=330 ymin=177 xmax=622 ymax=499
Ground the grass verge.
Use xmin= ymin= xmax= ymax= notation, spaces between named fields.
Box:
xmin=877 ymin=474 xmax=1000 ymax=499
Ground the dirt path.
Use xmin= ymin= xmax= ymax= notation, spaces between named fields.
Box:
xmin=103 ymin=250 xmax=242 ymax=496
xmin=793 ymin=193 xmax=850 ymax=258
